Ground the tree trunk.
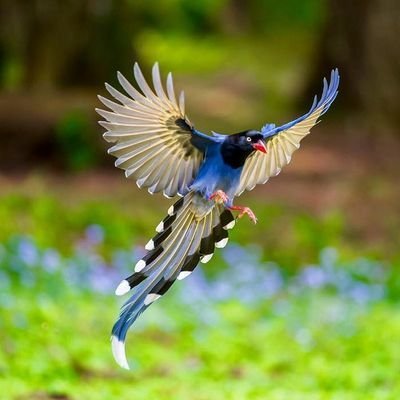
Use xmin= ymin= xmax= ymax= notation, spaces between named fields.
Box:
xmin=0 ymin=0 xmax=140 ymax=90
xmin=307 ymin=0 xmax=400 ymax=134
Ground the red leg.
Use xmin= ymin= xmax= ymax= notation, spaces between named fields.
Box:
xmin=210 ymin=190 xmax=229 ymax=204
xmin=229 ymin=205 xmax=258 ymax=224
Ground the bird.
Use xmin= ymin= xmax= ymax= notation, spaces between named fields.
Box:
xmin=96 ymin=62 xmax=339 ymax=369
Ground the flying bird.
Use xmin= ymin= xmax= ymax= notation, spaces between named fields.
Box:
xmin=96 ymin=63 xmax=339 ymax=369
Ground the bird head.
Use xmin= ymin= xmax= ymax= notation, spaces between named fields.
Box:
xmin=220 ymin=130 xmax=268 ymax=169
xmin=233 ymin=130 xmax=267 ymax=154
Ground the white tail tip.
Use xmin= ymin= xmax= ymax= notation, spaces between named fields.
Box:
xmin=111 ymin=336 xmax=130 ymax=370
xmin=134 ymin=259 xmax=146 ymax=272
xmin=224 ymin=220 xmax=235 ymax=230
xmin=144 ymin=293 xmax=162 ymax=305
xmin=200 ymin=253 xmax=213 ymax=264
xmin=177 ymin=271 xmax=192 ymax=280
xmin=215 ymin=238 xmax=228 ymax=248
xmin=115 ymin=280 xmax=130 ymax=296
xmin=155 ymin=221 xmax=164 ymax=233
xmin=145 ymin=239 xmax=155 ymax=251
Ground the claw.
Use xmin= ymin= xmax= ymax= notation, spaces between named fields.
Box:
xmin=229 ymin=205 xmax=258 ymax=224
xmin=210 ymin=190 xmax=229 ymax=204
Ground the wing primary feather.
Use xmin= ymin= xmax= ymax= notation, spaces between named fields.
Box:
xmin=152 ymin=62 xmax=170 ymax=104
xmin=133 ymin=63 xmax=164 ymax=106
xmin=105 ymin=82 xmax=138 ymax=108
xmin=98 ymin=63 xmax=210 ymax=198
xmin=98 ymin=95 xmax=156 ymax=119
xmin=179 ymin=91 xmax=185 ymax=115
xmin=117 ymin=72 xmax=161 ymax=112
xmin=237 ymin=68 xmax=339 ymax=196
xmin=166 ymin=72 xmax=178 ymax=106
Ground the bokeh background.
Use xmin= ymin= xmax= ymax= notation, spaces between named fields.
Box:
xmin=1 ymin=1 xmax=399 ymax=399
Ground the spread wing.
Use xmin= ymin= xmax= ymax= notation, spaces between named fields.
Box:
xmin=236 ymin=69 xmax=340 ymax=196
xmin=96 ymin=62 xmax=214 ymax=198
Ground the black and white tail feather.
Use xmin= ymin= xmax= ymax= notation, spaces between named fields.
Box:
xmin=111 ymin=192 xmax=235 ymax=369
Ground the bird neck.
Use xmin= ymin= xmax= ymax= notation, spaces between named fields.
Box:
xmin=220 ymin=142 xmax=252 ymax=169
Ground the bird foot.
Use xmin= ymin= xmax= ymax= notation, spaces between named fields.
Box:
xmin=229 ymin=205 xmax=258 ymax=224
xmin=210 ymin=190 xmax=229 ymax=204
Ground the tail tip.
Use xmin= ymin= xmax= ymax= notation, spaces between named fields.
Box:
xmin=215 ymin=238 xmax=228 ymax=248
xmin=115 ymin=280 xmax=130 ymax=296
xmin=134 ymin=259 xmax=146 ymax=272
xmin=200 ymin=253 xmax=213 ymax=264
xmin=145 ymin=239 xmax=155 ymax=251
xmin=224 ymin=220 xmax=236 ymax=230
xmin=155 ymin=221 xmax=164 ymax=233
xmin=177 ymin=271 xmax=192 ymax=280
xmin=111 ymin=335 xmax=130 ymax=370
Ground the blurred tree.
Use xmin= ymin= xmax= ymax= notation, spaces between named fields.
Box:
xmin=0 ymin=0 xmax=141 ymax=90
xmin=220 ymin=0 xmax=322 ymax=36
xmin=0 ymin=0 xmax=323 ymax=90
xmin=308 ymin=0 xmax=400 ymax=133
xmin=0 ymin=0 xmax=329 ymax=169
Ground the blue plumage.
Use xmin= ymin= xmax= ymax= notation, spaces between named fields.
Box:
xmin=97 ymin=63 xmax=340 ymax=369
xmin=190 ymin=141 xmax=242 ymax=205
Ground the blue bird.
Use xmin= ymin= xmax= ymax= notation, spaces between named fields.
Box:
xmin=96 ymin=63 xmax=340 ymax=369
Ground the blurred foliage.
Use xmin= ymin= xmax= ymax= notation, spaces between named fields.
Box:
xmin=1 ymin=0 xmax=399 ymax=171
xmin=56 ymin=110 xmax=98 ymax=170
xmin=0 ymin=189 xmax=395 ymax=271
xmin=0 ymin=0 xmax=324 ymax=90
xmin=0 ymin=0 xmax=326 ymax=169
xmin=0 ymin=191 xmax=345 ymax=269
xmin=1 ymin=231 xmax=400 ymax=399
xmin=0 ymin=173 xmax=399 ymax=399
xmin=0 ymin=1 xmax=399 ymax=397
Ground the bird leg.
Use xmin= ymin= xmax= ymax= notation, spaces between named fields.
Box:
xmin=229 ymin=205 xmax=258 ymax=224
xmin=209 ymin=190 xmax=257 ymax=224
xmin=209 ymin=190 xmax=229 ymax=204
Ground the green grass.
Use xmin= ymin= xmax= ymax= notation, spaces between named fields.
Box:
xmin=2 ymin=289 xmax=400 ymax=399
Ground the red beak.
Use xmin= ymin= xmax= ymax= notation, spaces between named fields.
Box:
xmin=252 ymin=140 xmax=267 ymax=153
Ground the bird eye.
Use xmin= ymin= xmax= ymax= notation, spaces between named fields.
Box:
xmin=246 ymin=137 xmax=252 ymax=142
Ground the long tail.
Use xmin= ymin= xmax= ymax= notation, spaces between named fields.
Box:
xmin=111 ymin=192 xmax=235 ymax=369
